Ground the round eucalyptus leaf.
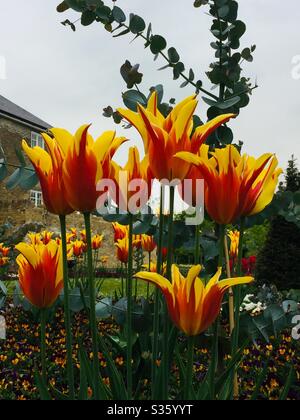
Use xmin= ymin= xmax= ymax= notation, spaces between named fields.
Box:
xmin=122 ymin=90 xmax=147 ymax=111
xmin=150 ymin=35 xmax=167 ymax=54
xmin=168 ymin=47 xmax=180 ymax=64
xmin=112 ymin=6 xmax=126 ymax=23
xmin=129 ymin=14 xmax=146 ymax=34
xmin=81 ymin=10 xmax=96 ymax=26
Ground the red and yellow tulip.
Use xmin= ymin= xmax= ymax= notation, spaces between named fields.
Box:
xmin=22 ymin=133 xmax=73 ymax=216
xmin=40 ymin=231 xmax=53 ymax=245
xmin=143 ymin=260 xmax=167 ymax=276
xmin=228 ymin=230 xmax=240 ymax=260
xmin=0 ymin=257 xmax=9 ymax=267
xmin=72 ymin=240 xmax=86 ymax=258
xmin=15 ymin=241 xmax=63 ymax=309
xmin=115 ymin=237 xmax=141 ymax=264
xmin=62 ymin=125 xmax=127 ymax=213
xmin=92 ymin=234 xmax=103 ymax=250
xmin=136 ymin=265 xmax=253 ymax=336
xmin=141 ymin=234 xmax=157 ymax=253
xmin=112 ymin=223 xmax=129 ymax=242
xmin=118 ymin=92 xmax=235 ymax=181
xmin=111 ymin=147 xmax=152 ymax=213
xmin=177 ymin=145 xmax=282 ymax=225
xmin=0 ymin=243 xmax=10 ymax=257
xmin=178 ymin=145 xmax=209 ymax=207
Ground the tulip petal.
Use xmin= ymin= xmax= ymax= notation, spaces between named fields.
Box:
xmin=135 ymin=271 xmax=175 ymax=304
xmin=50 ymin=128 xmax=73 ymax=156
xmin=218 ymin=276 xmax=254 ymax=292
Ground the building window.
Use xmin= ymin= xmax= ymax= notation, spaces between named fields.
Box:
xmin=31 ymin=132 xmax=45 ymax=149
xmin=30 ymin=190 xmax=43 ymax=207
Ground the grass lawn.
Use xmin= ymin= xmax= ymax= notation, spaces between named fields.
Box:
xmin=96 ymin=277 xmax=155 ymax=297
xmin=3 ymin=278 xmax=155 ymax=300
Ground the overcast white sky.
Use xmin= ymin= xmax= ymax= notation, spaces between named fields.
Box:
xmin=0 ymin=0 xmax=299 ymax=170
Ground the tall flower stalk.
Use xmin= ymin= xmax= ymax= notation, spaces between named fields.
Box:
xmin=126 ymin=214 xmax=134 ymax=399
xmin=59 ymin=215 xmax=75 ymax=399
xmin=40 ymin=309 xmax=47 ymax=383
xmin=233 ymin=218 xmax=245 ymax=351
xmin=162 ymin=185 xmax=175 ymax=399
xmin=151 ymin=186 xmax=165 ymax=399
xmin=84 ymin=212 xmax=102 ymax=400
xmin=209 ymin=224 xmax=225 ymax=400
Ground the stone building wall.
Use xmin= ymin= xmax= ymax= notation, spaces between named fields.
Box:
xmin=0 ymin=117 xmax=32 ymax=214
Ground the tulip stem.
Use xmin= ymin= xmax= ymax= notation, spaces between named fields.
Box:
xmin=233 ymin=217 xmax=245 ymax=350
xmin=40 ymin=309 xmax=47 ymax=383
xmin=59 ymin=215 xmax=75 ymax=400
xmin=127 ymin=214 xmax=134 ymax=399
xmin=84 ymin=212 xmax=102 ymax=400
xmin=209 ymin=224 xmax=225 ymax=400
xmin=163 ymin=185 xmax=175 ymax=399
xmin=224 ymin=234 xmax=235 ymax=333
xmin=224 ymin=232 xmax=239 ymax=399
xmin=147 ymin=252 xmax=151 ymax=299
xmin=195 ymin=225 xmax=201 ymax=264
xmin=231 ymin=217 xmax=246 ymax=399
xmin=152 ymin=186 xmax=165 ymax=399
xmin=121 ymin=263 xmax=125 ymax=297
xmin=184 ymin=336 xmax=195 ymax=400
xmin=218 ymin=224 xmax=225 ymax=267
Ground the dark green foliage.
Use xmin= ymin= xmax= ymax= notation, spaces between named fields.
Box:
xmin=255 ymin=216 xmax=300 ymax=290
xmin=256 ymin=156 xmax=300 ymax=290
xmin=279 ymin=155 xmax=300 ymax=193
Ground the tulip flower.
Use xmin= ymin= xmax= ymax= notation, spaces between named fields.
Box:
xmin=92 ymin=234 xmax=103 ymax=250
xmin=27 ymin=233 xmax=42 ymax=245
xmin=22 ymin=133 xmax=73 ymax=216
xmin=177 ymin=145 xmax=282 ymax=225
xmin=0 ymin=257 xmax=9 ymax=267
xmin=62 ymin=125 xmax=127 ymax=213
xmin=111 ymin=147 xmax=152 ymax=213
xmin=0 ymin=244 xmax=10 ymax=257
xmin=228 ymin=230 xmax=240 ymax=260
xmin=136 ymin=265 xmax=253 ymax=336
xmin=141 ymin=235 xmax=157 ymax=253
xmin=143 ymin=260 xmax=167 ymax=275
xmin=100 ymin=256 xmax=109 ymax=265
xmin=134 ymin=234 xmax=143 ymax=249
xmin=178 ymin=145 xmax=209 ymax=207
xmin=72 ymin=240 xmax=85 ymax=258
xmin=15 ymin=241 xmax=63 ymax=309
xmin=40 ymin=231 xmax=54 ymax=245
xmin=112 ymin=222 xmax=129 ymax=242
xmin=162 ymin=247 xmax=168 ymax=261
xmin=118 ymin=92 xmax=235 ymax=181
xmin=115 ymin=237 xmax=141 ymax=264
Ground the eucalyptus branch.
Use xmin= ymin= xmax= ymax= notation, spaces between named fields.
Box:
xmin=113 ymin=22 xmax=219 ymax=100
xmin=213 ymin=0 xmax=226 ymax=101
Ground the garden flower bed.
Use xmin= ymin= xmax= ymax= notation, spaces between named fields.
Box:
xmin=1 ymin=300 xmax=299 ymax=400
